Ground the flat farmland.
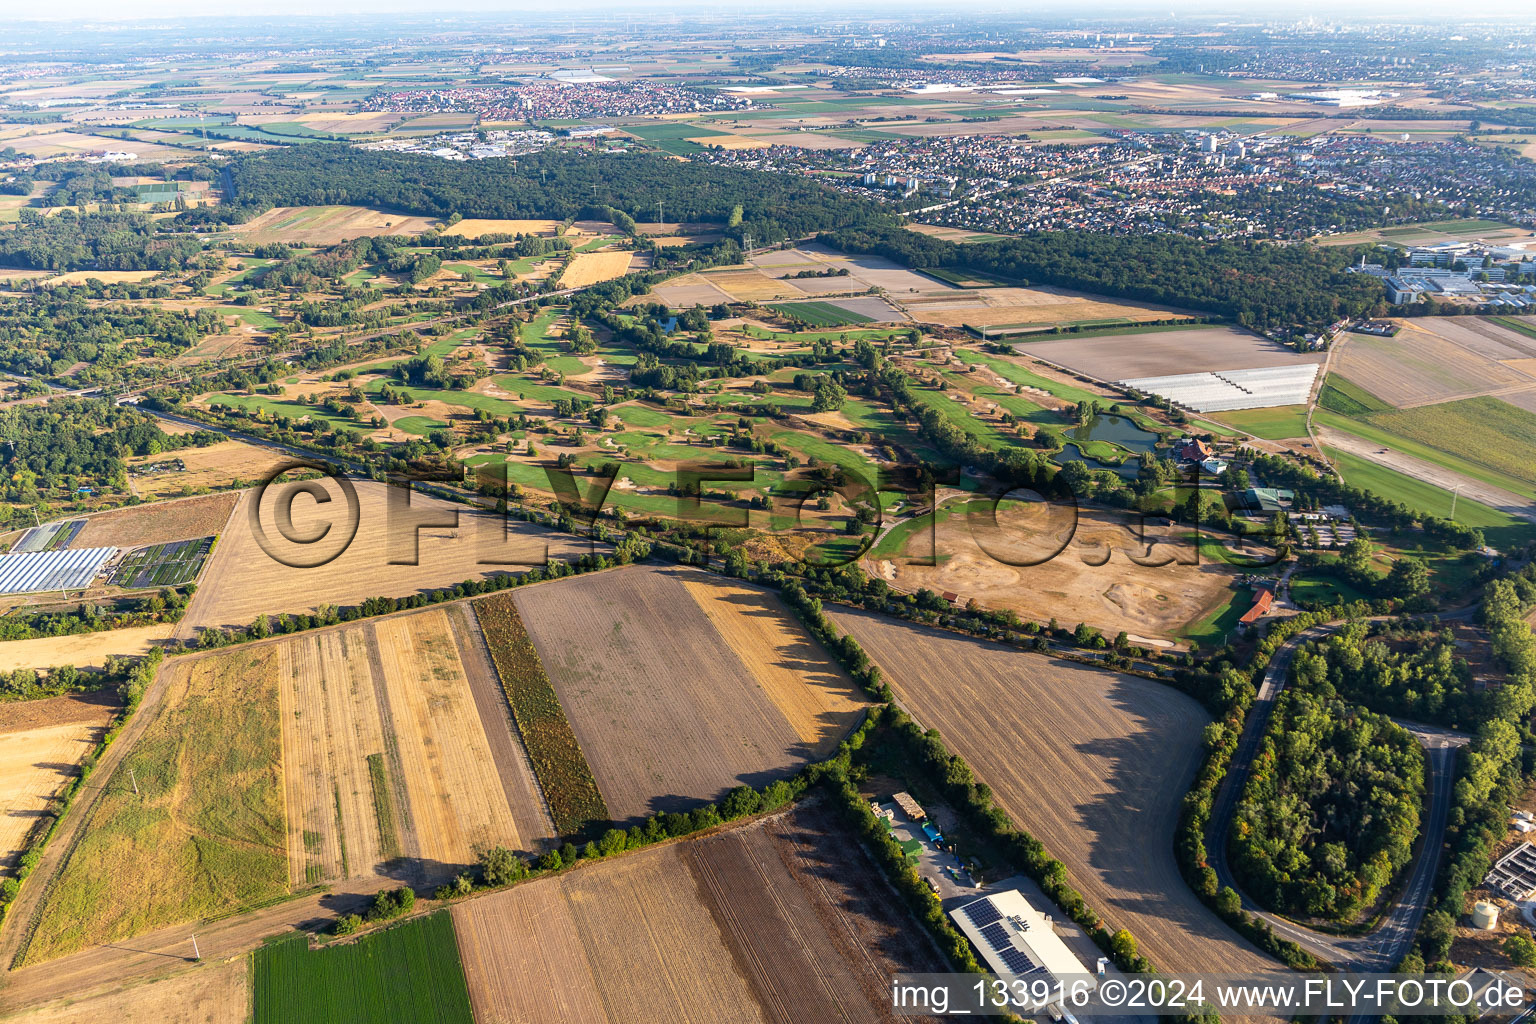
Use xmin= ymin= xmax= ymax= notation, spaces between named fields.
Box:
xmin=509 ymin=565 xmax=867 ymax=821
xmin=438 ymin=218 xmax=561 ymax=237
xmin=0 ymin=693 xmax=117 ymax=875
xmin=452 ymin=801 xmax=944 ymax=1024
xmin=1021 ymin=326 xmax=1320 ymax=380
xmin=23 ymin=646 xmax=286 ymax=964
xmin=180 ymin=479 xmax=587 ymax=632
xmin=277 ymin=605 xmax=549 ymax=886
xmin=867 ymin=501 xmax=1254 ymax=645
xmin=72 ymin=491 xmax=239 ymax=550
xmin=912 ymin=286 xmax=1191 ymax=333
xmin=252 ymin=912 xmax=472 ymax=1024
xmin=828 ymin=609 xmax=1274 ymax=977
xmin=232 ymin=205 xmax=436 ymax=245
xmin=0 ymin=958 xmax=249 ymax=1024
xmin=1333 ymin=322 xmax=1536 ymax=408
xmin=559 ymin=250 xmax=633 ymax=287
xmin=696 ymin=267 xmax=800 ymax=301
xmin=0 ymin=624 xmax=173 ymax=673
xmin=127 ymin=439 xmax=291 ymax=499
xmin=678 ymin=574 xmax=868 ymax=757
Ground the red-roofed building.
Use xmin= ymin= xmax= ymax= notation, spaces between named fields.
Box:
xmin=1240 ymin=586 xmax=1275 ymax=626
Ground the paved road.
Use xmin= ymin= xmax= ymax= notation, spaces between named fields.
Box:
xmin=1206 ymin=619 xmax=1470 ymax=975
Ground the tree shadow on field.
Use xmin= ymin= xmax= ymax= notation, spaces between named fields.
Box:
xmin=1069 ymin=682 xmax=1256 ymax=964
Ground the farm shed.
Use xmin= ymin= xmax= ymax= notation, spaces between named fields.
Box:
xmin=950 ymin=890 xmax=1093 ymax=1006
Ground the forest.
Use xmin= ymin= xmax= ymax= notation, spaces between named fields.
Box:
xmin=1230 ymin=689 xmax=1424 ymax=922
xmin=820 ymin=224 xmax=1387 ymax=328
xmin=0 ymin=209 xmax=204 ymax=272
xmin=225 ymin=144 xmax=893 ymax=245
xmin=0 ymin=399 xmax=219 ymax=509
xmin=1291 ymin=620 xmax=1482 ymax=728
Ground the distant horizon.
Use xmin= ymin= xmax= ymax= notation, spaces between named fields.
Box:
xmin=0 ymin=1 xmax=1526 ymax=26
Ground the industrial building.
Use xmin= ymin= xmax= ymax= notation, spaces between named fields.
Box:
xmin=950 ymin=890 xmax=1094 ymax=1007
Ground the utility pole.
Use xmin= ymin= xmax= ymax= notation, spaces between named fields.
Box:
xmin=656 ymin=199 xmax=663 ymax=225
xmin=129 ymin=768 xmax=139 ymax=795
xmin=742 ymin=234 xmax=753 ymax=254
xmin=190 ymin=933 xmax=200 ymax=961
xmin=1450 ymin=483 xmax=1461 ymax=521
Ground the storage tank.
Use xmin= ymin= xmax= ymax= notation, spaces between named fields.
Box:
xmin=1472 ymin=901 xmax=1499 ymax=930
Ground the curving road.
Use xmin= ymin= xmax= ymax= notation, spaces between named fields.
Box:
xmin=1206 ymin=619 xmax=1469 ymax=973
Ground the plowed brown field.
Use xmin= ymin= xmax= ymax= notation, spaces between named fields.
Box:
xmin=828 ymin=608 xmax=1276 ymax=977
xmin=509 ymin=565 xmax=864 ymax=821
xmin=452 ymin=800 xmax=944 ymax=1024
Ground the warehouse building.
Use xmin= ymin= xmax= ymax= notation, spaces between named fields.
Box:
xmin=950 ymin=890 xmax=1094 ymax=1009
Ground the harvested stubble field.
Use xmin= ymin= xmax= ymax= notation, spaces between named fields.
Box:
xmin=232 ymin=205 xmax=435 ymax=245
xmin=0 ymin=693 xmax=117 ymax=875
xmin=0 ymin=958 xmax=249 ymax=1024
xmin=1020 ymin=326 xmax=1318 ymax=380
xmin=559 ymin=250 xmax=634 ymax=288
xmin=867 ymin=502 xmax=1253 ymax=644
xmin=910 ymin=286 xmax=1188 ymax=332
xmin=438 ymin=218 xmax=560 ymax=237
xmin=828 ymin=608 xmax=1275 ymax=978
xmin=277 ymin=604 xmax=550 ymax=886
xmin=0 ymin=623 xmax=173 ymax=673
xmin=1333 ymin=322 xmax=1536 ymax=408
xmin=71 ymin=491 xmax=238 ymax=551
xmin=508 ymin=565 xmax=868 ymax=822
xmin=127 ymin=439 xmax=291 ymax=499
xmin=452 ymin=800 xmax=944 ymax=1024
xmin=23 ymin=646 xmax=286 ymax=965
xmin=180 ymin=479 xmax=587 ymax=633
xmin=473 ymin=593 xmax=606 ymax=836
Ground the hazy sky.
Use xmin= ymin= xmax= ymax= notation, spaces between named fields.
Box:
xmin=0 ymin=0 xmax=1493 ymax=22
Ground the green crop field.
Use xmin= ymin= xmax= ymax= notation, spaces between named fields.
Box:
xmin=767 ymin=301 xmax=874 ymax=327
xmin=1323 ymin=446 xmax=1536 ymax=550
xmin=1323 ymin=398 xmax=1536 ymax=495
xmin=1210 ymin=405 xmax=1310 ymax=441
xmin=1318 ymin=373 xmax=1390 ymax=416
xmin=110 ymin=536 xmax=214 ymax=587
xmin=252 ymin=913 xmax=473 ymax=1024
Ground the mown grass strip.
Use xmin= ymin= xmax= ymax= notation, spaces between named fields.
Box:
xmin=366 ymin=753 xmax=400 ymax=861
xmin=252 ymin=912 xmax=473 ymax=1024
xmin=473 ymin=593 xmax=608 ymax=835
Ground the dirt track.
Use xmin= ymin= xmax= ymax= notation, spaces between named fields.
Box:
xmin=1317 ymin=425 xmax=1536 ymax=524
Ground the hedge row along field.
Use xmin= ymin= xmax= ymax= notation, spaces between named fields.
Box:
xmin=473 ymin=592 xmax=608 ymax=835
xmin=253 ymin=911 xmax=473 ymax=1024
